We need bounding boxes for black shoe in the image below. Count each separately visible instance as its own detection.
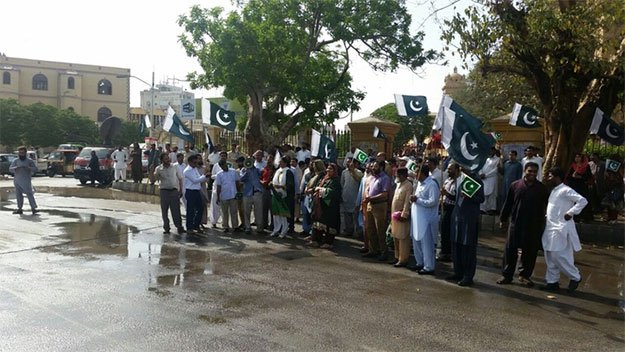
[388,260,399,265]
[12,209,22,214]
[393,262,407,268]
[244,229,252,234]
[540,283,560,292]
[568,277,581,292]
[31,209,39,215]
[163,229,171,234]
[358,247,369,254]
[223,228,230,233]
[212,224,217,228]
[418,269,435,276]
[407,265,424,272]
[362,251,379,258]
[458,279,474,287]
[496,277,513,285]
[445,274,462,282]
[377,253,389,262]
[177,227,186,234]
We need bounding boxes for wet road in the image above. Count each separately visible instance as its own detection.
[0,180,623,351]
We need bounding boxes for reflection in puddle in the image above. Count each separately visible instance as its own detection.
[50,214,213,290]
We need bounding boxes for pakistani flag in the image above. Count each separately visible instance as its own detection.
[394,94,428,117]
[406,160,418,173]
[440,101,495,172]
[311,129,338,162]
[353,148,369,164]
[590,108,624,146]
[460,173,482,198]
[203,127,216,153]
[606,159,622,173]
[510,103,540,128]
[163,106,195,143]
[373,126,387,140]
[434,95,481,131]
[202,98,236,131]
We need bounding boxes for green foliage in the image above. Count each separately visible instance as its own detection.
[584,139,625,160]
[451,63,541,122]
[178,0,439,140]
[112,120,148,147]
[370,103,432,151]
[0,99,99,149]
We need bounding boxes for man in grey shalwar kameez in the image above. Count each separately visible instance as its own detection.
[10,146,38,214]
[340,158,363,236]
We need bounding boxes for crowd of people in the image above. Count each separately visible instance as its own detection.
[50,140,624,291]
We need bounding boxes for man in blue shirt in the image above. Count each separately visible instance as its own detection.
[240,158,265,234]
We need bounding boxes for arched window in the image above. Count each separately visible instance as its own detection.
[68,77,75,89]
[67,107,74,112]
[32,74,48,90]
[97,79,112,95]
[2,72,10,84]
[97,107,112,122]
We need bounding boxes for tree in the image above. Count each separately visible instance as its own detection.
[370,103,432,151]
[178,0,438,151]
[442,0,625,173]
[0,99,30,149]
[451,64,540,123]
[112,120,148,147]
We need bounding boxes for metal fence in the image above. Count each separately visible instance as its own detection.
[214,129,352,157]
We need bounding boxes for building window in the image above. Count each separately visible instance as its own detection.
[68,107,74,112]
[32,74,48,90]
[68,77,75,89]
[97,107,112,122]
[2,72,10,84]
[97,79,112,95]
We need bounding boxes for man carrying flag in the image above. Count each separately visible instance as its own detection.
[163,106,195,144]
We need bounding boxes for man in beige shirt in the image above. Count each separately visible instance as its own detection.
[153,153,185,234]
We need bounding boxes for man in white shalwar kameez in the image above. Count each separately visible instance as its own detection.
[541,167,588,293]
[111,146,128,182]
[10,146,39,214]
[409,165,440,275]
[209,151,228,227]
[479,147,500,214]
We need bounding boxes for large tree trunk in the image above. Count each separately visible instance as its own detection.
[245,91,271,153]
[543,107,594,177]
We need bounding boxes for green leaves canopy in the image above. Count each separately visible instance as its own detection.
[178,0,438,149]
[442,0,625,171]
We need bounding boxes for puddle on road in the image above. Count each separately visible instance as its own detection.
[44,213,214,291]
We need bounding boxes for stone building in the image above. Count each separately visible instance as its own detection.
[0,55,129,123]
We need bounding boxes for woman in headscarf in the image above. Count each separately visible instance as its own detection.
[130,143,143,183]
[310,163,342,250]
[566,153,593,222]
[270,156,291,238]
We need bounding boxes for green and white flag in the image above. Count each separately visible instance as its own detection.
[406,160,418,173]
[373,126,387,140]
[460,173,481,198]
[311,129,337,162]
[606,159,622,173]
[163,106,195,143]
[353,148,369,164]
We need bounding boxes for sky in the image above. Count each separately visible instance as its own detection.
[1,0,468,129]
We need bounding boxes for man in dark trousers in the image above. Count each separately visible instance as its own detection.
[447,166,484,287]
[285,156,296,234]
[497,162,549,287]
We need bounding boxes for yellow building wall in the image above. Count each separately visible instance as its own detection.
[0,56,129,122]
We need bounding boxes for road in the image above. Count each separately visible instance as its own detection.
[0,176,623,351]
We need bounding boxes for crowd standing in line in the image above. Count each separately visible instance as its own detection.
[141,141,623,291]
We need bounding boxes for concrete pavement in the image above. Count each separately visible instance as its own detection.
[0,178,622,351]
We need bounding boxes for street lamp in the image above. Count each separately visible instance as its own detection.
[116,72,156,136]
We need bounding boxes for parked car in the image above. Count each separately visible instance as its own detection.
[73,147,114,185]
[47,149,79,177]
[0,154,17,175]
